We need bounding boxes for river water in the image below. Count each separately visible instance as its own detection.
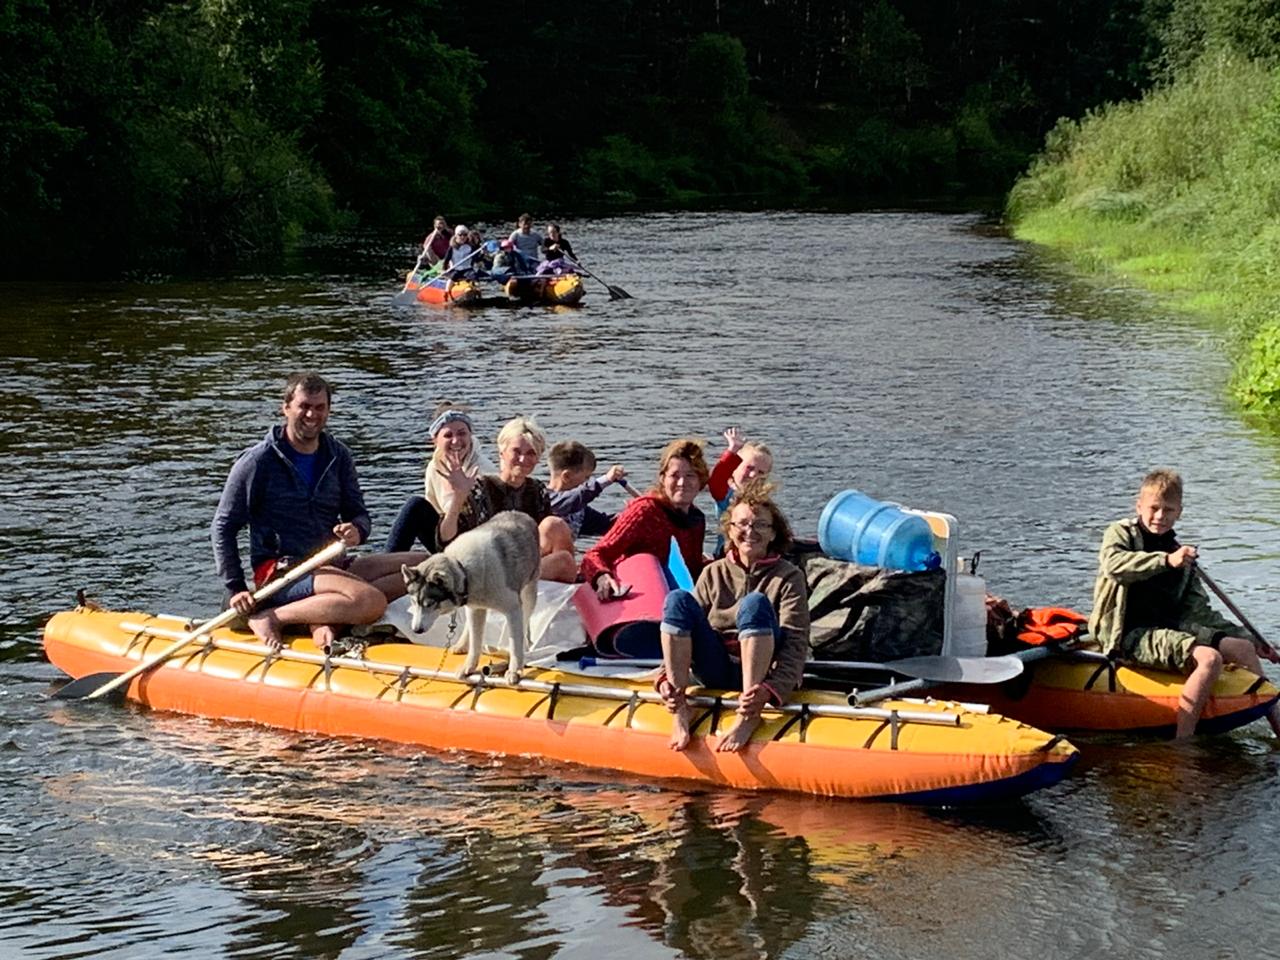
[3,212,1279,959]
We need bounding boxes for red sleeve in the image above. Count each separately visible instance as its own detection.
[579,497,668,585]
[708,450,740,503]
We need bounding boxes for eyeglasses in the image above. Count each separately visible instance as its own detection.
[729,520,773,534]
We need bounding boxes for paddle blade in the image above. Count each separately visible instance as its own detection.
[883,654,1024,684]
[607,285,631,300]
[53,673,129,702]
[667,537,695,591]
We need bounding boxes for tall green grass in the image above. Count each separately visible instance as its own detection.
[1008,55,1280,415]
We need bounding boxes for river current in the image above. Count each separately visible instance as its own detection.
[3,212,1279,958]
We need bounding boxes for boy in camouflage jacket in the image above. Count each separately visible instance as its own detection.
[1089,468,1280,738]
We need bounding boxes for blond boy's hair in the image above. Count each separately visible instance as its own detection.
[741,440,774,467]
[1140,468,1183,502]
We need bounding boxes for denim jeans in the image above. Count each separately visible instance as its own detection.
[384,495,440,552]
[659,589,779,689]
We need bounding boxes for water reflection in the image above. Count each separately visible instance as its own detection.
[6,212,1280,958]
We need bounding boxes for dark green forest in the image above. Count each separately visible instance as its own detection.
[2,0,1170,275]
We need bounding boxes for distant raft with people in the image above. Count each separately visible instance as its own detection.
[42,606,1078,804]
[399,266,585,308]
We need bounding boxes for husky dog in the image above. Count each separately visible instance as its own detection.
[401,511,541,684]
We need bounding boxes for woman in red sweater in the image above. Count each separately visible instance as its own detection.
[579,438,709,602]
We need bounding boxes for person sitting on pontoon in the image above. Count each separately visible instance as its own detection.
[441,225,477,299]
[540,223,576,265]
[508,213,543,273]
[656,481,810,752]
[421,216,451,266]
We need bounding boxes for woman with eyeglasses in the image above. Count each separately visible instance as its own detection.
[656,480,810,753]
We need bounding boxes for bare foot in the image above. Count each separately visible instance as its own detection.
[716,713,762,753]
[310,624,337,654]
[248,610,283,650]
[669,702,692,751]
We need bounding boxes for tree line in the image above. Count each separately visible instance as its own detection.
[2,0,1168,276]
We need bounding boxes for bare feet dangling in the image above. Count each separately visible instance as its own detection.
[248,610,283,650]
[716,713,762,753]
[669,702,693,751]
[659,678,692,751]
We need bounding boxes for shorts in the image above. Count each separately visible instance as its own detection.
[248,552,351,611]
[1120,626,1220,673]
[255,573,316,611]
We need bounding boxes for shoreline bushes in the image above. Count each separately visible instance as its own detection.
[1008,3,1280,416]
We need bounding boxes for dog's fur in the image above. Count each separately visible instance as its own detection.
[401,511,541,684]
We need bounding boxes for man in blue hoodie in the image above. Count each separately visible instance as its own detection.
[212,372,410,652]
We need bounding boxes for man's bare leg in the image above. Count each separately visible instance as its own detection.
[348,552,429,601]
[252,567,387,651]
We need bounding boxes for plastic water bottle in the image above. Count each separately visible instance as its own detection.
[950,572,988,658]
[817,490,940,572]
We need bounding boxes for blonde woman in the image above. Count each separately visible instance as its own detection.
[436,415,576,582]
[385,405,494,554]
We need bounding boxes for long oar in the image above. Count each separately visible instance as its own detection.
[55,540,347,701]
[667,535,696,590]
[564,256,631,300]
[401,250,427,292]
[1194,564,1280,659]
[404,242,489,292]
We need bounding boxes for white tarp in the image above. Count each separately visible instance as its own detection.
[378,579,587,662]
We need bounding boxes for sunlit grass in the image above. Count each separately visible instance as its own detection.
[1008,54,1280,418]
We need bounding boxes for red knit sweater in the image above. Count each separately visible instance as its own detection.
[579,494,706,586]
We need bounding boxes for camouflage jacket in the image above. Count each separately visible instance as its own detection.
[1087,517,1237,656]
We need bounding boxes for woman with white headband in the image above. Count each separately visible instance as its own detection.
[384,405,495,553]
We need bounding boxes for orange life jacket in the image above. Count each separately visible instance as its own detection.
[1016,606,1088,646]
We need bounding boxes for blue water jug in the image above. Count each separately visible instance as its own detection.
[818,490,940,571]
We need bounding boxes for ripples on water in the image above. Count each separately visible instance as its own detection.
[3,213,1280,958]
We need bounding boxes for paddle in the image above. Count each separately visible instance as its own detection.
[55,540,347,701]
[405,240,492,291]
[1194,564,1280,659]
[401,250,427,292]
[564,256,631,300]
[667,536,696,591]
[849,644,1059,705]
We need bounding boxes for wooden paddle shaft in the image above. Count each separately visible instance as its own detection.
[1194,565,1277,656]
[86,540,347,700]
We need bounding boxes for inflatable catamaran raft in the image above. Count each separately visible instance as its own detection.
[42,605,1078,804]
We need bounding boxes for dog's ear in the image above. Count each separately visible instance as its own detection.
[401,563,415,584]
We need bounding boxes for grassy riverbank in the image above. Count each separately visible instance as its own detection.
[1007,55,1280,417]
